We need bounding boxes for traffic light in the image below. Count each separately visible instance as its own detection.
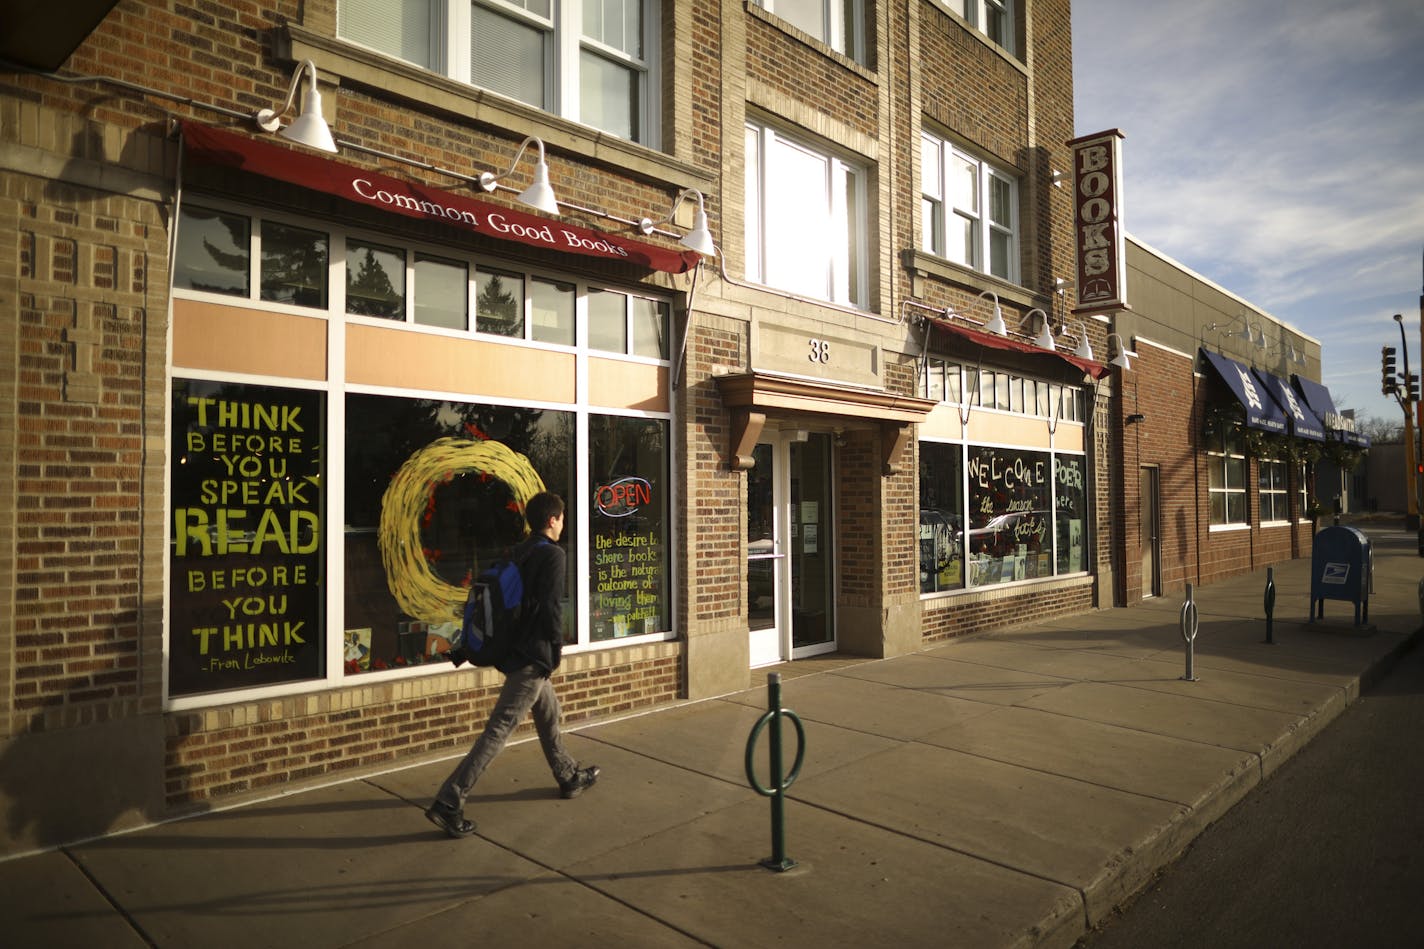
[1411,371,1421,403]
[1382,345,1397,394]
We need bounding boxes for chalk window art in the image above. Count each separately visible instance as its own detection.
[588,415,670,642]
[168,379,326,697]
[918,443,1090,594]
[344,394,575,674]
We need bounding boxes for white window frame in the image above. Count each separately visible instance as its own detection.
[755,0,866,62]
[337,0,659,145]
[921,130,1020,284]
[945,0,1015,55]
[745,120,869,308]
[1259,457,1289,525]
[1207,427,1248,527]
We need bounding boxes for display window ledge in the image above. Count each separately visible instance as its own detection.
[919,571,1093,606]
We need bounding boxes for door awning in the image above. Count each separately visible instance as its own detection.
[1200,350,1287,434]
[714,371,937,474]
[1252,367,1325,441]
[177,121,701,275]
[1292,375,1370,447]
[927,317,1108,380]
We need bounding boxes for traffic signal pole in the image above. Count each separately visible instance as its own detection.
[1391,314,1419,530]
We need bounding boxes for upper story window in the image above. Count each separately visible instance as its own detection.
[920,131,1019,283]
[755,0,866,62]
[745,121,868,308]
[945,0,1014,55]
[337,0,655,144]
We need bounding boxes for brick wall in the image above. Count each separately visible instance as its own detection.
[922,577,1096,642]
[164,645,681,808]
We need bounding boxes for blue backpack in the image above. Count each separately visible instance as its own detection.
[452,538,544,667]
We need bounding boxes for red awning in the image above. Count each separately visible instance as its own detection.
[927,316,1108,380]
[177,121,701,275]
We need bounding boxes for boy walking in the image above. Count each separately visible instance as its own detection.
[425,491,600,838]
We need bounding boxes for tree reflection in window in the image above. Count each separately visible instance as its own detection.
[346,239,406,319]
[261,221,329,308]
[174,205,250,296]
[476,269,524,337]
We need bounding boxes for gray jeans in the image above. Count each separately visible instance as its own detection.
[435,665,577,810]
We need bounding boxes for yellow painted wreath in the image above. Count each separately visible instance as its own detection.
[377,437,546,624]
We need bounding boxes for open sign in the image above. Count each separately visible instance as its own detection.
[595,477,652,518]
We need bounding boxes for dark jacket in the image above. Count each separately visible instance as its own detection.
[496,533,565,676]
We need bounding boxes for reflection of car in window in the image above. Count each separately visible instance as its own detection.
[969,511,1049,556]
[919,509,961,577]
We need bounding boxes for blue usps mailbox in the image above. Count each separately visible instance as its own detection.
[1310,526,1370,626]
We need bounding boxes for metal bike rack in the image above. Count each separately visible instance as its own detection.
[744,672,806,872]
[1180,582,1200,682]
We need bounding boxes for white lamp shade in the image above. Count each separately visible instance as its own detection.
[679,207,717,257]
[278,87,337,153]
[515,160,559,215]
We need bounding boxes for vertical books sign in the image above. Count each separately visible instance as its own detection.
[1069,129,1127,313]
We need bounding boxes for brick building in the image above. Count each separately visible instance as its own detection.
[0,1,1358,856]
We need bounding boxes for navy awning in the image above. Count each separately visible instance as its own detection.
[1252,368,1325,441]
[1292,375,1370,448]
[1201,350,1287,434]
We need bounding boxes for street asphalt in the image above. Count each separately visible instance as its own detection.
[6,520,1421,949]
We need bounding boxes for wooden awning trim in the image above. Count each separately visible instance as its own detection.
[714,372,936,474]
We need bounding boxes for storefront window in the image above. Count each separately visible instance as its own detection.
[919,441,964,592]
[531,276,576,345]
[168,379,326,697]
[630,296,668,359]
[414,254,468,329]
[588,288,629,353]
[476,268,525,337]
[260,221,328,308]
[588,415,670,640]
[346,239,406,319]
[1260,458,1288,523]
[967,446,1052,585]
[1054,454,1087,574]
[1207,426,1247,525]
[174,205,249,296]
[343,394,575,674]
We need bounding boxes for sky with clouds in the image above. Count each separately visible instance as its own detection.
[1072,0,1424,428]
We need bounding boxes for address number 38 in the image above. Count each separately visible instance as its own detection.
[808,338,831,363]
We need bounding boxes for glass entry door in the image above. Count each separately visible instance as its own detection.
[747,431,836,667]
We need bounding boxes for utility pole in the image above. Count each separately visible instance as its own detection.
[1418,248,1423,553]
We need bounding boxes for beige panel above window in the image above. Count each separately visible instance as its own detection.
[346,324,575,403]
[587,358,669,412]
[172,300,327,380]
[965,411,1051,449]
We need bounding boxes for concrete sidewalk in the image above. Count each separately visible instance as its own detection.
[8,525,1421,949]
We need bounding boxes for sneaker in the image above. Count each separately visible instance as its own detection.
[425,802,477,838]
[559,765,601,799]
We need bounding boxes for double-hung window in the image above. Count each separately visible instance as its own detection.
[754,0,866,62]
[338,0,654,144]
[1207,426,1247,526]
[745,121,868,308]
[921,131,1019,283]
[946,0,1014,55]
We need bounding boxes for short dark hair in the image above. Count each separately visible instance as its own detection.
[525,492,565,532]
